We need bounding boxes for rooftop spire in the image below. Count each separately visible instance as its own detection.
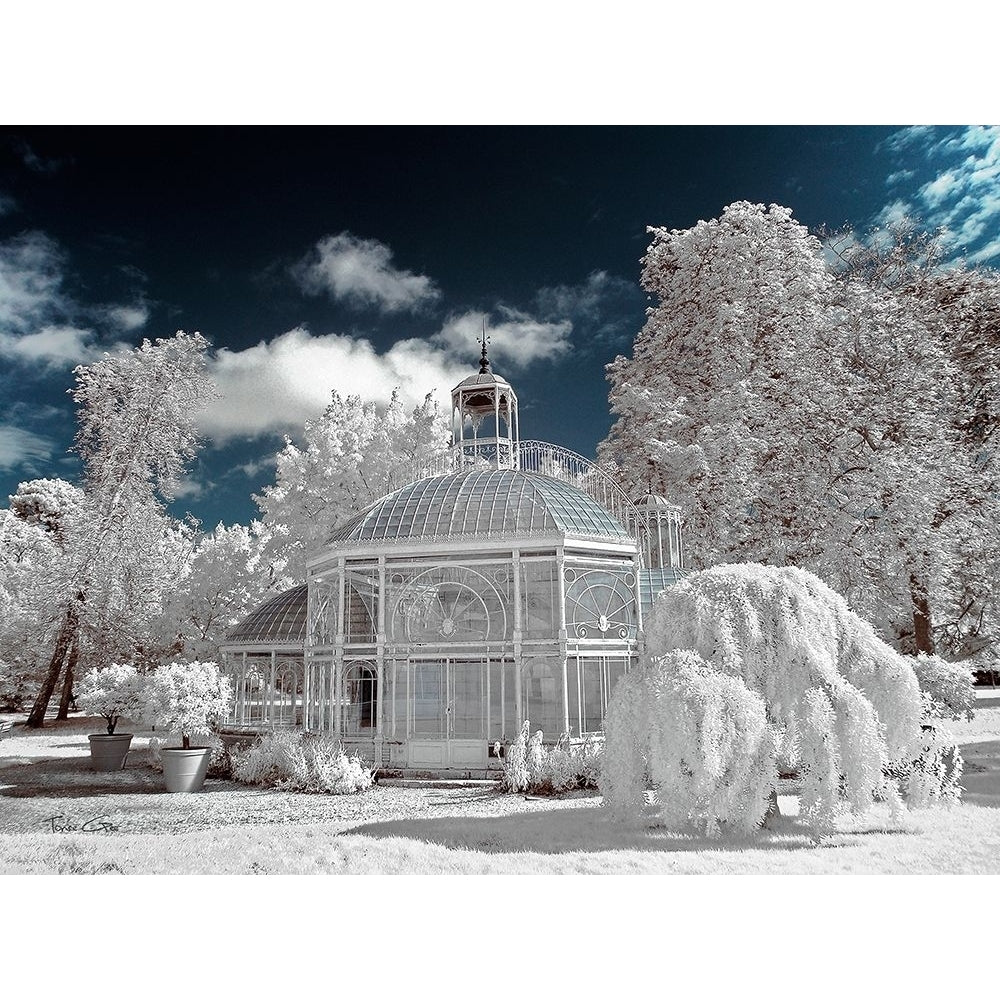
[479,317,491,374]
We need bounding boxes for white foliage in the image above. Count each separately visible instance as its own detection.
[911,653,976,721]
[602,650,778,834]
[496,721,603,795]
[75,663,144,735]
[231,730,374,795]
[902,715,964,809]
[255,388,450,580]
[141,660,233,747]
[646,563,924,774]
[608,563,950,831]
[600,203,1000,661]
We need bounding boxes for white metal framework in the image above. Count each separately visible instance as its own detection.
[220,349,685,767]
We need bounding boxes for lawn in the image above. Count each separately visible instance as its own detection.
[3,691,1000,874]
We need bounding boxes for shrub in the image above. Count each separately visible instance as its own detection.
[76,663,144,734]
[231,730,374,794]
[602,650,779,834]
[142,660,233,749]
[911,653,975,721]
[0,662,30,712]
[496,721,603,795]
[642,564,938,821]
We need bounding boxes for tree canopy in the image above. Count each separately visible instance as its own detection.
[601,202,1000,661]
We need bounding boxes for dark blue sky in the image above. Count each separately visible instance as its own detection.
[2,126,998,529]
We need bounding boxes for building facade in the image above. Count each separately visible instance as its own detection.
[221,345,683,770]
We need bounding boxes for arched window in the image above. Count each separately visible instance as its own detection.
[564,568,637,640]
[342,661,378,735]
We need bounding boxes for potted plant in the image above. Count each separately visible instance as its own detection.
[76,663,144,771]
[142,660,233,793]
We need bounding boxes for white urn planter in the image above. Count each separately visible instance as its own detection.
[161,746,214,793]
[87,732,134,771]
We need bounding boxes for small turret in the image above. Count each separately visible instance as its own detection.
[451,325,520,470]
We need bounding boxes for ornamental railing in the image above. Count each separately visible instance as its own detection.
[517,439,645,534]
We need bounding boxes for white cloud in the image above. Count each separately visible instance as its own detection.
[0,425,56,472]
[433,308,571,368]
[919,171,960,208]
[201,326,467,442]
[294,232,440,314]
[0,231,65,332]
[878,126,1000,264]
[0,230,141,367]
[164,476,205,500]
[104,303,149,332]
[0,324,97,367]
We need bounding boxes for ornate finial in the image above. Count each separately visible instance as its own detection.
[479,317,491,374]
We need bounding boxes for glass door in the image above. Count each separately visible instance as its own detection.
[407,658,486,741]
[410,660,446,737]
[449,659,485,739]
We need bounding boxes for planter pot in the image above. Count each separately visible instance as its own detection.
[161,746,213,793]
[88,733,134,771]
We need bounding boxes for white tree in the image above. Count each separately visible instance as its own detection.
[155,520,290,660]
[26,332,214,727]
[600,202,842,572]
[626,564,956,830]
[602,649,779,835]
[255,388,450,579]
[601,202,1000,658]
[1,479,90,717]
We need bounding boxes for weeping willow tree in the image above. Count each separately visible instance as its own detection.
[602,564,961,834]
[26,332,214,727]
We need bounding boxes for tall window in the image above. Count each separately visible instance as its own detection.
[342,661,378,735]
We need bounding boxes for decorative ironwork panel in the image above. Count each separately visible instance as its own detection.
[389,564,510,643]
[564,568,637,640]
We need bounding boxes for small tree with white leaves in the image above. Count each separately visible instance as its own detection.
[76,663,144,735]
[142,661,233,750]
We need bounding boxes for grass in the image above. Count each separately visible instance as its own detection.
[2,693,1000,874]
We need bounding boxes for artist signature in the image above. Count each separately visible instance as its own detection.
[42,814,119,834]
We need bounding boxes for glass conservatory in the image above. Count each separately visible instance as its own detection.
[220,341,684,770]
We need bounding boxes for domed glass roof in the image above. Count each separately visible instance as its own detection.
[224,585,308,645]
[328,469,631,545]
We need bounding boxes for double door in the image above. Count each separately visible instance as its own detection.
[408,657,487,767]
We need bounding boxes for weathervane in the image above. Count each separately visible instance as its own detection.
[479,317,491,374]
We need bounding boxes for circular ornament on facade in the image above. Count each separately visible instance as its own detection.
[564,568,577,583]
[625,572,636,587]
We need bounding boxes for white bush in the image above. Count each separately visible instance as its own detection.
[496,721,603,795]
[231,730,374,795]
[602,650,779,834]
[911,653,975,721]
[141,660,233,749]
[643,564,929,819]
[76,663,144,735]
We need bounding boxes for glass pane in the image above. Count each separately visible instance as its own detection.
[521,560,559,639]
[411,661,445,737]
[488,659,516,742]
[342,662,377,735]
[580,657,604,734]
[524,656,562,739]
[450,660,484,738]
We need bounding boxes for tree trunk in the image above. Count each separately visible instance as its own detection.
[26,603,79,728]
[56,632,80,721]
[910,573,935,655]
